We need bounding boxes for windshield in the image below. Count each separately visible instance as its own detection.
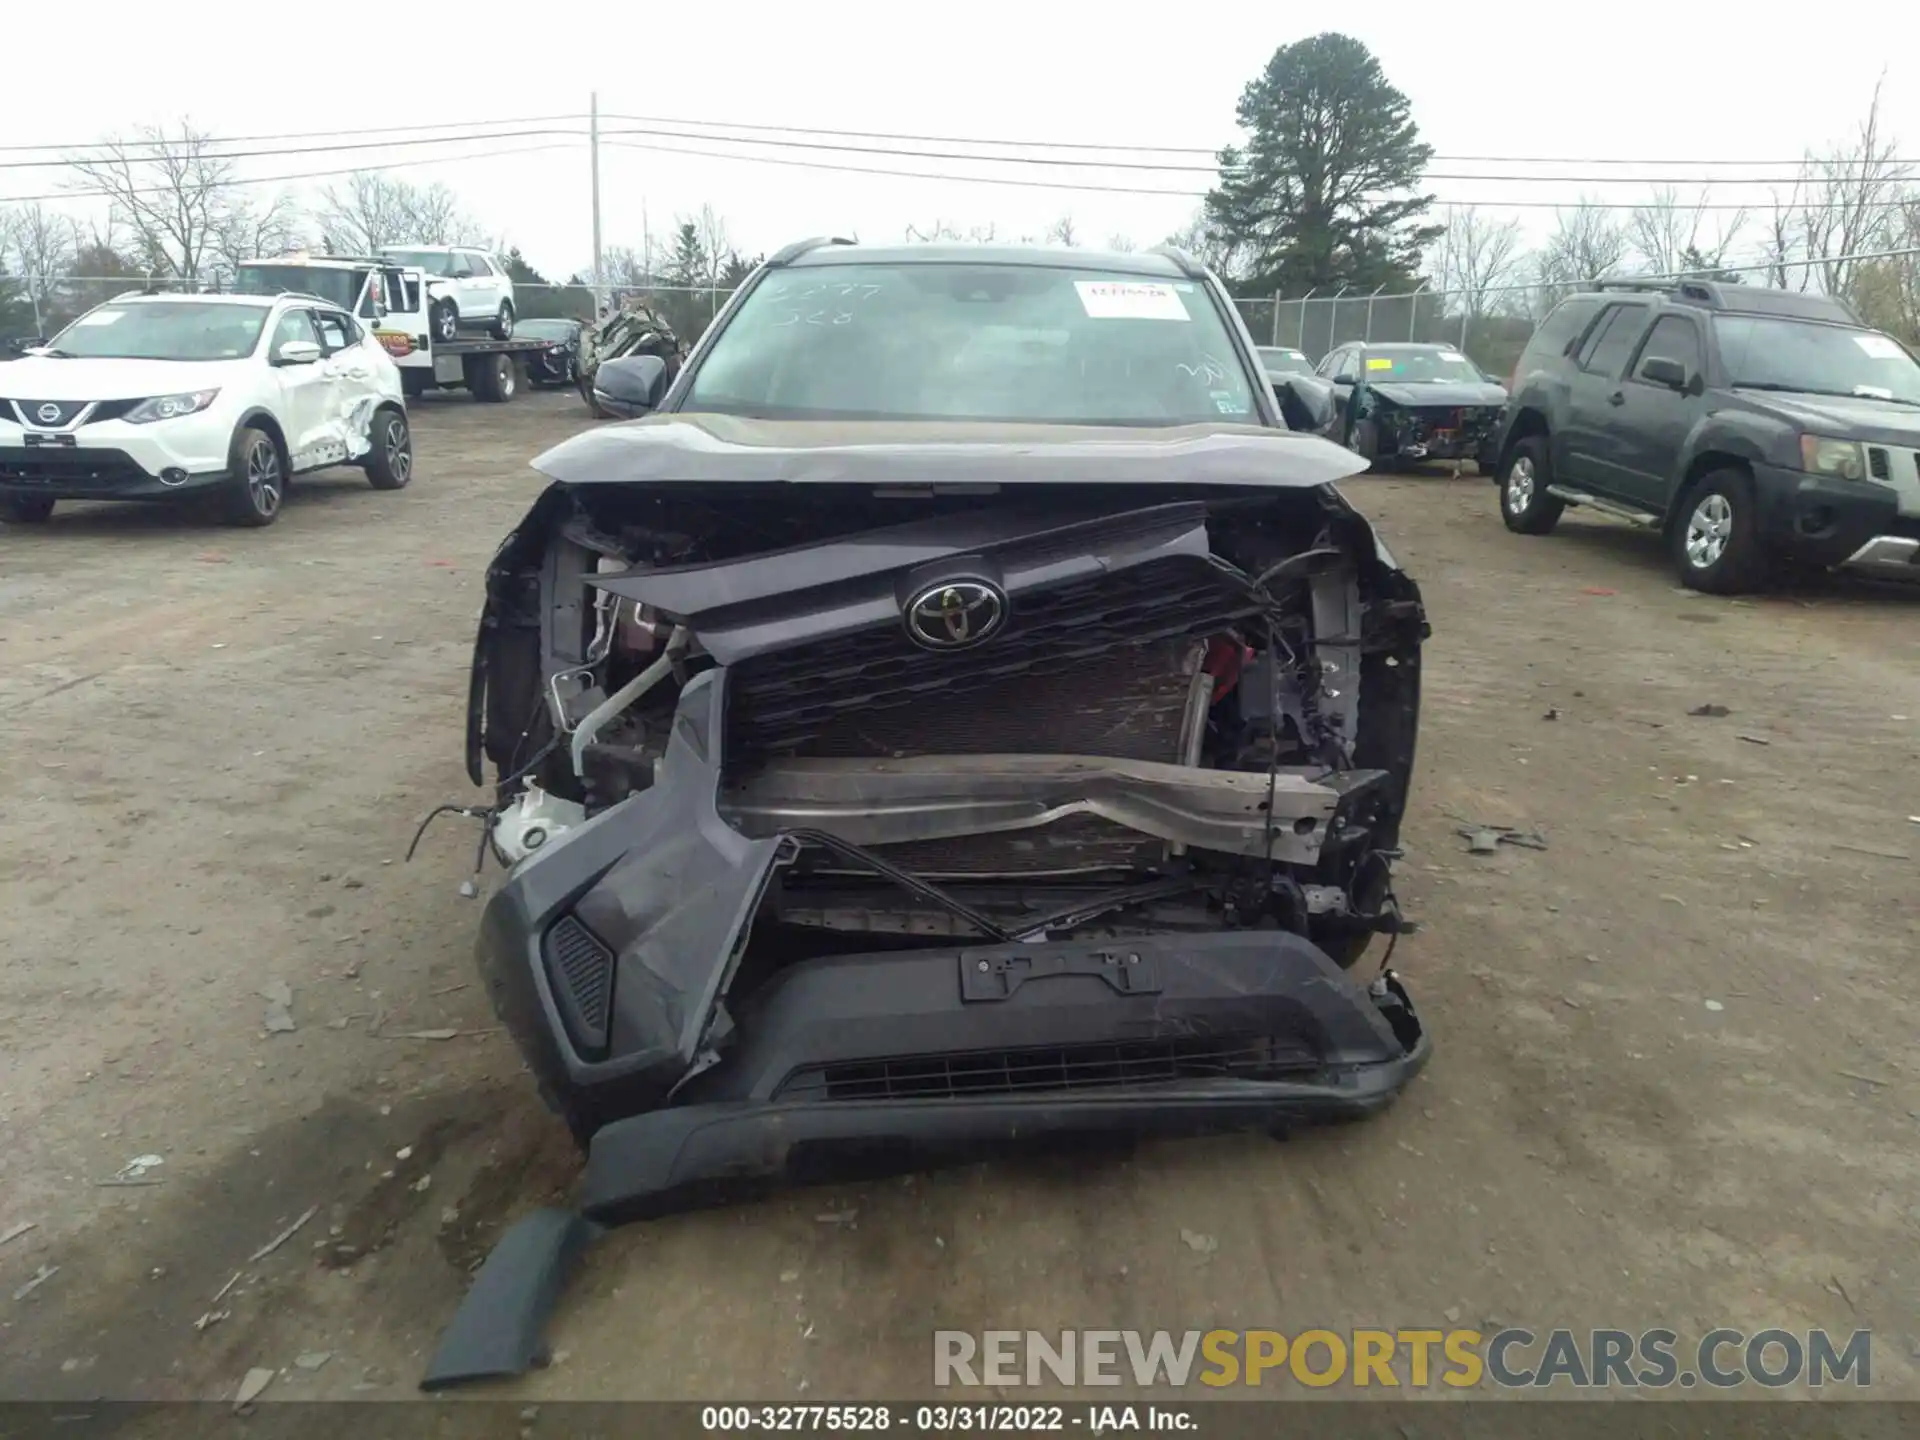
[516,319,577,341]
[1258,347,1312,376]
[48,302,271,361]
[681,262,1260,425]
[1360,347,1484,382]
[1716,316,1920,403]
[234,264,365,312]
[383,249,458,278]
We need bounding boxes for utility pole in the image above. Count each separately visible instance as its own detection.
[590,91,604,315]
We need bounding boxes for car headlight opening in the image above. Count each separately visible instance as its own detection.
[125,389,220,424]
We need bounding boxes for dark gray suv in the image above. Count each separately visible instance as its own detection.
[1483,279,1920,592]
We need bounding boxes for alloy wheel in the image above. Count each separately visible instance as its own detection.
[247,439,282,516]
[1506,455,1535,514]
[1685,493,1733,569]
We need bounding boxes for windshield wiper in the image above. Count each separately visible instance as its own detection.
[33,347,74,358]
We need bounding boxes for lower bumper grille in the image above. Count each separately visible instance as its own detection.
[776,1034,1320,1102]
[0,447,153,489]
[544,914,615,1057]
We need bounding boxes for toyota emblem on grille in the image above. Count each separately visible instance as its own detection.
[903,578,1007,650]
[36,404,62,424]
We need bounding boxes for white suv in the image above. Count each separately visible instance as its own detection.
[0,292,410,529]
[379,245,515,343]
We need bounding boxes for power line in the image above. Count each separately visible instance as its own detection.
[598,112,1920,170]
[0,114,587,155]
[601,123,1869,185]
[0,127,588,172]
[600,138,1919,212]
[0,141,584,207]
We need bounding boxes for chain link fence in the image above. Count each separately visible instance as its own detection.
[1232,247,1920,380]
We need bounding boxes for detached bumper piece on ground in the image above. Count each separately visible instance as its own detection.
[427,414,1434,1387]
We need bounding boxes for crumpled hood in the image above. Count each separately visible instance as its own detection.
[0,355,240,403]
[530,414,1371,489]
[1366,380,1509,409]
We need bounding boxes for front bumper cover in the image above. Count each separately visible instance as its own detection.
[581,953,1427,1224]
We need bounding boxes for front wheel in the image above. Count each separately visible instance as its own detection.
[365,407,413,490]
[222,427,285,528]
[0,496,54,524]
[1500,437,1564,535]
[1673,470,1766,594]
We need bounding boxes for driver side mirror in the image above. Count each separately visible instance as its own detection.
[592,354,668,415]
[1333,370,1359,386]
[1274,374,1340,435]
[275,339,323,366]
[1640,355,1690,391]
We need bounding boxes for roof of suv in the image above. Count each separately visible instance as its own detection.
[1590,277,1857,325]
[777,239,1199,279]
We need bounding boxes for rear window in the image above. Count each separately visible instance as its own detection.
[1521,296,1602,369]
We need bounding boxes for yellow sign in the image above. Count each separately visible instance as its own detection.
[1366,357,1395,371]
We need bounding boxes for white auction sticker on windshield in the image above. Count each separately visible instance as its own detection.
[1854,333,1905,359]
[1439,352,1470,363]
[1075,281,1190,321]
[74,310,124,326]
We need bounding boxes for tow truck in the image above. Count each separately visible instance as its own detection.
[233,254,563,402]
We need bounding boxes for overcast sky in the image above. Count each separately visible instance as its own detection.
[4,0,1917,288]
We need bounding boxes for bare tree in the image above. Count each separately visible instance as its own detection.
[64,122,254,282]
[1802,77,1908,298]
[691,204,733,288]
[1164,207,1251,282]
[904,219,998,243]
[4,203,75,323]
[211,192,302,282]
[1429,206,1524,319]
[1627,185,1745,276]
[1046,214,1079,247]
[1106,233,1136,252]
[1525,199,1631,316]
[318,172,482,252]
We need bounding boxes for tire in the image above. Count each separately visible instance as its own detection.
[400,370,428,400]
[222,426,286,528]
[1672,469,1766,594]
[364,407,413,490]
[491,302,515,341]
[432,299,459,343]
[468,352,518,403]
[1500,435,1564,535]
[1,496,54,524]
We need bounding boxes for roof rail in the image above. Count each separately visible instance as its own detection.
[767,235,858,266]
[1144,244,1206,280]
[1592,276,1720,305]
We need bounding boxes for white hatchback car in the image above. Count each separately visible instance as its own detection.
[0,292,410,529]
[379,245,516,343]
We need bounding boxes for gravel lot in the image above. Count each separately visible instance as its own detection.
[3,387,1918,1404]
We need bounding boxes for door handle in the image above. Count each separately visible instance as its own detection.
[1608,390,1625,406]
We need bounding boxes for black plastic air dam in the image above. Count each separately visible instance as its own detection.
[577,937,1429,1225]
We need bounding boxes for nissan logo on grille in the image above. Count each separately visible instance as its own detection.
[36,404,64,424]
[903,579,1008,651]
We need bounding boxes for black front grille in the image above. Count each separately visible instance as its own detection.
[726,554,1258,763]
[0,447,151,489]
[543,914,615,1057]
[2,399,141,427]
[776,1034,1319,1102]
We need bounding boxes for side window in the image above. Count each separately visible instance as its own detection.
[1319,346,1348,379]
[1578,305,1650,376]
[271,308,319,354]
[465,253,495,277]
[313,310,357,353]
[1632,315,1702,382]
[1539,298,1601,358]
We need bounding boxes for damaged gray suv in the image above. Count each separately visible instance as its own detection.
[461,239,1432,1229]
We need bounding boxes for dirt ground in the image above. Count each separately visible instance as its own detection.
[3,388,1918,1407]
